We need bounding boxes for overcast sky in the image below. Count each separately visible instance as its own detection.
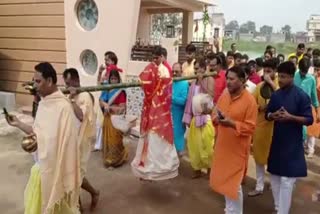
[215,0,320,32]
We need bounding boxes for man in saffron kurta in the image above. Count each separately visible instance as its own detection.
[182,44,196,79]
[8,62,81,214]
[313,59,320,200]
[131,46,179,180]
[210,66,257,214]
[249,59,279,197]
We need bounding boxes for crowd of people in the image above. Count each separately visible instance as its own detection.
[4,41,320,214]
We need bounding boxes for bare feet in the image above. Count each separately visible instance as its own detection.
[191,170,202,179]
[90,190,100,211]
[139,178,153,183]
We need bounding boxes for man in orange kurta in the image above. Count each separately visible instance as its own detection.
[210,66,258,214]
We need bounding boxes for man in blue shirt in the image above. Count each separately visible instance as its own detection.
[266,61,313,214]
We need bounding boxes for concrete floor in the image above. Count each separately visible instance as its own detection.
[0,133,319,214]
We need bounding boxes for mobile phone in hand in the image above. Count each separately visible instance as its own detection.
[217,110,225,120]
[3,108,13,121]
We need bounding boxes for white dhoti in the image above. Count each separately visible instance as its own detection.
[80,139,92,179]
[94,124,103,151]
[131,131,180,181]
[94,103,104,151]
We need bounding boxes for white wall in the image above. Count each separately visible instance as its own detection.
[193,19,212,41]
[161,37,179,66]
[127,61,149,76]
[64,0,141,86]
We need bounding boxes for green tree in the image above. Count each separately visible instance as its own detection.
[247,21,256,33]
[240,21,256,34]
[151,13,182,43]
[225,20,239,30]
[281,25,292,41]
[202,5,210,41]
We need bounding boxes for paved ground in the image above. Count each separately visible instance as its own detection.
[0,122,319,214]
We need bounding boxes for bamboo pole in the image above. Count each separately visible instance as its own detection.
[23,72,217,94]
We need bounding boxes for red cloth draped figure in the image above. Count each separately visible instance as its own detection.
[131,50,179,181]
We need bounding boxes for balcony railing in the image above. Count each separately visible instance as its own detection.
[130,45,155,62]
[130,41,213,64]
[178,41,213,64]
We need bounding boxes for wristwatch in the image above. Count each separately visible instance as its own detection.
[267,112,272,120]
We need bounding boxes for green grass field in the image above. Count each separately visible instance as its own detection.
[223,40,320,58]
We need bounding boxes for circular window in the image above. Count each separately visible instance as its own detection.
[76,0,98,31]
[80,49,98,75]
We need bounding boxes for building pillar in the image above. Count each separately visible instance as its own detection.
[182,11,194,45]
[136,8,151,43]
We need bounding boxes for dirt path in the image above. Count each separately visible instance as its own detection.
[0,127,319,213]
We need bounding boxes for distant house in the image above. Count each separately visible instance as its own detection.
[270,33,286,43]
[193,5,225,42]
[294,32,308,44]
[211,13,225,38]
[239,32,254,41]
[307,14,320,42]
[224,29,238,40]
[193,5,224,51]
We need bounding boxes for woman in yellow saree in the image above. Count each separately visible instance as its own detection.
[100,70,128,168]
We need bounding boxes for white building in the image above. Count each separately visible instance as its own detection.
[307,14,320,42]
[193,4,225,51]
[0,0,212,107]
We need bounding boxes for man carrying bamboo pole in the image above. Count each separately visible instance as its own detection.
[63,68,100,211]
[131,46,180,181]
[7,62,81,213]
